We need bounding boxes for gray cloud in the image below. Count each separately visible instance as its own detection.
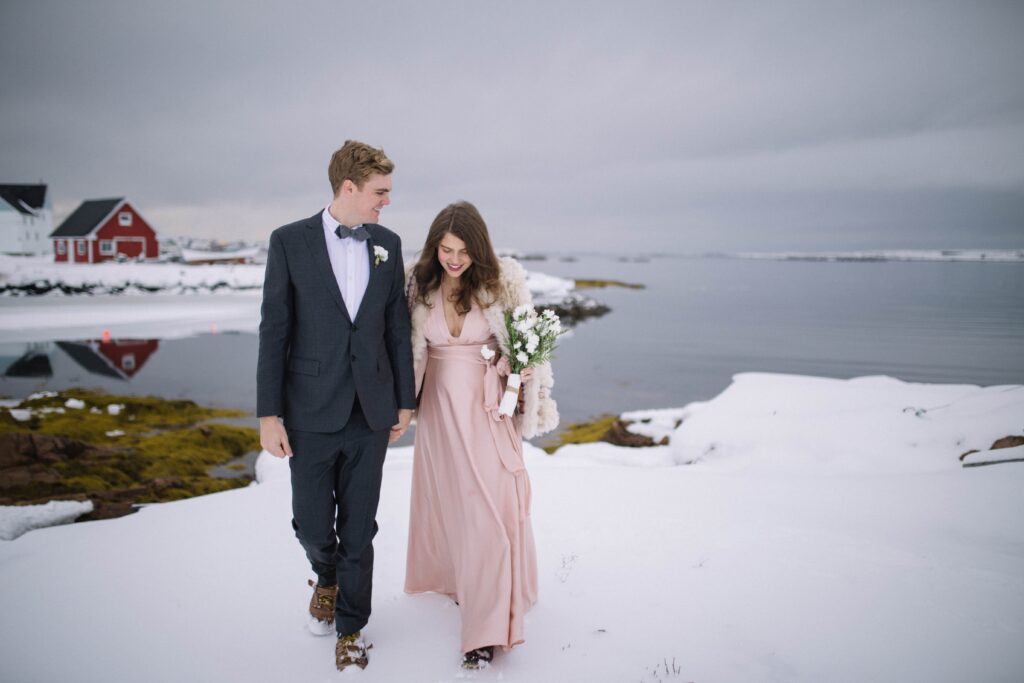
[2,0,1022,252]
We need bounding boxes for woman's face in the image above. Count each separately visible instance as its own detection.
[437,232,472,279]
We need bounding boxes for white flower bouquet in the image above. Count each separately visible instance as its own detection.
[497,305,565,416]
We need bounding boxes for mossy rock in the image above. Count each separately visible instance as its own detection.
[0,389,257,517]
[573,278,645,290]
[543,415,619,453]
[542,414,665,454]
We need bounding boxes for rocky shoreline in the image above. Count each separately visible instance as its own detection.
[1,390,258,522]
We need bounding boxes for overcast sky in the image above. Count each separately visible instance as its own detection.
[2,1,1022,253]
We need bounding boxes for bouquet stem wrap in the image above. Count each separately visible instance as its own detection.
[498,373,521,416]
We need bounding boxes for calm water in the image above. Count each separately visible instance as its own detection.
[2,257,1022,434]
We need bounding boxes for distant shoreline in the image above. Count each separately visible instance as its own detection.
[716,248,1024,263]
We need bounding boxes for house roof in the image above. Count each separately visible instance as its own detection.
[50,198,124,237]
[0,184,47,215]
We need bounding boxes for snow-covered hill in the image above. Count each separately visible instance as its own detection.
[2,373,1022,682]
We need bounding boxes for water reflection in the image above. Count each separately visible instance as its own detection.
[1,339,161,382]
[55,339,160,380]
[0,333,259,414]
[2,342,53,378]
[0,258,1021,428]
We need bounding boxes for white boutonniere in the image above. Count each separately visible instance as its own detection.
[373,245,388,267]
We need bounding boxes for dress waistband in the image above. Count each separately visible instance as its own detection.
[427,342,497,362]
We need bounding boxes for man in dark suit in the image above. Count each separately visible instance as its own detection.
[257,140,416,671]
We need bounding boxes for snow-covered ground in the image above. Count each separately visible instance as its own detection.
[0,499,93,541]
[728,249,1024,263]
[0,258,577,343]
[0,254,578,299]
[2,373,1022,682]
[0,254,266,294]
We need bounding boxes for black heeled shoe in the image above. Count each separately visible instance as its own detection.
[461,646,494,670]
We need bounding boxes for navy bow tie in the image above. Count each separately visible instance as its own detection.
[335,224,369,241]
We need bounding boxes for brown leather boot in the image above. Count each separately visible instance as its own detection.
[307,579,336,636]
[336,630,371,671]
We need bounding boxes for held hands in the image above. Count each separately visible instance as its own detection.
[390,408,413,444]
[494,355,533,384]
[495,355,534,413]
[259,416,293,458]
[260,409,412,455]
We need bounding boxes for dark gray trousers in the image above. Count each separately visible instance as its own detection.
[287,400,390,636]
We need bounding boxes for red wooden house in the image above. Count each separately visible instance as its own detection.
[50,198,158,263]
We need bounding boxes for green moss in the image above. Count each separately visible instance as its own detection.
[1,389,258,512]
[62,475,112,492]
[573,278,645,290]
[136,424,258,479]
[5,389,246,444]
[542,415,618,454]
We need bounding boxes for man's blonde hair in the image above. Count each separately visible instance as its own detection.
[328,140,394,195]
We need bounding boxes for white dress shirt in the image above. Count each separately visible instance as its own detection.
[322,208,370,321]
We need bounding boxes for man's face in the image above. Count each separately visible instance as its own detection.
[345,173,392,225]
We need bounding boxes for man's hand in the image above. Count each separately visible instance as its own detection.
[259,416,293,458]
[389,409,413,444]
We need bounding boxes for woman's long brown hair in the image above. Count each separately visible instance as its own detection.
[412,201,502,314]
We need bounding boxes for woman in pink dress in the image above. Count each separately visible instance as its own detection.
[404,201,559,669]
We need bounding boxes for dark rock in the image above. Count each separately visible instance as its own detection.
[0,433,35,469]
[603,420,660,448]
[539,295,611,327]
[0,466,62,488]
[991,436,1024,450]
[80,500,137,522]
[0,432,126,494]
[0,432,95,467]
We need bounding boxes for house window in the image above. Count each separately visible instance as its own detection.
[119,212,133,227]
[100,240,115,255]
[56,240,66,255]
[122,354,136,371]
[76,241,86,255]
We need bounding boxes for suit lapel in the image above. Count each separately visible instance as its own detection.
[303,214,351,322]
[354,225,379,325]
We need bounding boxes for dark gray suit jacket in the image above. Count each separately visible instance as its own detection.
[256,213,417,432]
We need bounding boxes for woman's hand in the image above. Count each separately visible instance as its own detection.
[495,355,511,377]
[520,367,534,384]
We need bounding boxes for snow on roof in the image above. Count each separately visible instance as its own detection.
[0,184,47,215]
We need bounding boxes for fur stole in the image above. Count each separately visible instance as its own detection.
[406,256,559,439]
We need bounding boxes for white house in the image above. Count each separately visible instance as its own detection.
[0,184,53,255]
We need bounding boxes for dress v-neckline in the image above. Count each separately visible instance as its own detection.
[436,288,468,340]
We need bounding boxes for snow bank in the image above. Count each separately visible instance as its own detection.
[1,374,1022,681]
[524,270,575,304]
[0,259,591,342]
[0,500,94,540]
[621,406,689,443]
[670,373,1024,472]
[0,254,580,301]
[0,254,265,294]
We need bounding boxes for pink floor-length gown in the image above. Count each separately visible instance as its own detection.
[405,291,538,653]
